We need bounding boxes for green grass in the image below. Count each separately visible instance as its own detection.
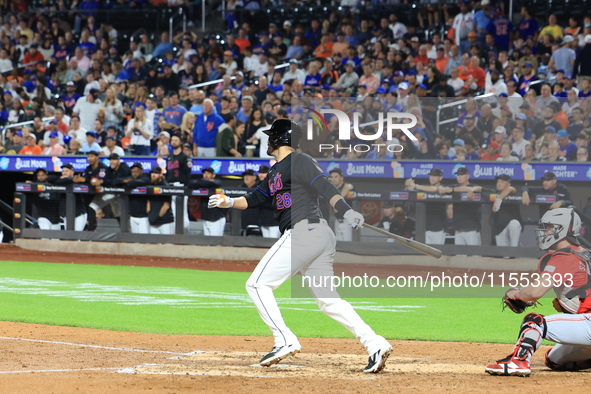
[0,261,556,344]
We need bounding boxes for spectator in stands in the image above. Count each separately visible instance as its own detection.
[576,147,589,162]
[458,114,483,145]
[194,99,224,157]
[453,2,475,54]
[42,131,64,155]
[518,7,539,41]
[518,62,538,95]
[152,32,174,58]
[5,130,25,154]
[574,35,591,82]
[497,142,519,161]
[481,141,501,160]
[82,131,101,154]
[101,135,125,157]
[161,91,186,133]
[579,78,591,97]
[550,35,577,76]
[556,129,578,159]
[18,103,36,123]
[237,96,254,123]
[540,14,564,41]
[73,89,101,132]
[511,126,530,159]
[20,134,42,155]
[125,105,154,156]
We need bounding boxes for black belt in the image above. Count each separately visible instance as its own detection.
[291,218,321,229]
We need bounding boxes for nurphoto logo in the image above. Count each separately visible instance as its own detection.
[303,106,418,154]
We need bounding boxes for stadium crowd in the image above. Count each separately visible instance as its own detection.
[0,0,590,163]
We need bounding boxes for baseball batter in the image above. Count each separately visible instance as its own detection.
[209,119,392,373]
[486,208,591,376]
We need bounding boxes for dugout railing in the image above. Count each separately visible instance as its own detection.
[12,183,566,259]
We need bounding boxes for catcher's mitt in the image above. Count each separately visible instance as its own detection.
[502,287,539,314]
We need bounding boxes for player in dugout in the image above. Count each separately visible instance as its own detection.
[448,174,522,247]
[521,171,573,217]
[117,163,150,234]
[405,168,447,245]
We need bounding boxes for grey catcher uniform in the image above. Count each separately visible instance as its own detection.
[209,119,392,373]
[486,208,591,376]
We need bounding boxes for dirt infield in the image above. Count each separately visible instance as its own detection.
[0,321,589,394]
[1,243,589,393]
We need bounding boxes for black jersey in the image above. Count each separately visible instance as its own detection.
[104,162,131,186]
[244,152,342,234]
[166,151,192,184]
[240,182,260,228]
[378,216,416,239]
[522,183,573,216]
[147,179,174,225]
[425,200,447,232]
[188,178,225,222]
[449,183,481,232]
[482,187,523,236]
[258,178,277,227]
[82,162,110,184]
[30,185,61,225]
[125,175,150,218]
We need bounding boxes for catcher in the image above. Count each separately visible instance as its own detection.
[486,208,591,376]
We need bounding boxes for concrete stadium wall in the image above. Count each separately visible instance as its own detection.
[15,239,539,271]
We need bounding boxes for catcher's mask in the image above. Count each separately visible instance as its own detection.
[535,208,581,250]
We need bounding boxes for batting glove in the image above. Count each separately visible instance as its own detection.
[208,194,234,209]
[344,209,364,229]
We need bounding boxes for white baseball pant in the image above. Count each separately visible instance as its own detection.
[62,214,88,231]
[149,222,174,234]
[334,219,353,242]
[245,219,390,355]
[203,217,226,236]
[545,313,591,370]
[426,230,446,245]
[454,230,481,245]
[130,216,150,234]
[261,226,281,239]
[197,147,216,157]
[495,220,522,247]
[37,218,61,230]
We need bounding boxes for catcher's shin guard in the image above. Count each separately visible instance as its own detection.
[509,313,546,364]
[518,313,547,340]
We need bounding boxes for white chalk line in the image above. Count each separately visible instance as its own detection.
[0,367,121,374]
[0,278,425,312]
[117,365,285,379]
[0,336,197,355]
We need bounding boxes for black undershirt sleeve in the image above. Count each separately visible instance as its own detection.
[244,174,271,209]
[294,153,348,213]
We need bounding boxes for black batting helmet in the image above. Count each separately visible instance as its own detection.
[264,119,302,150]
